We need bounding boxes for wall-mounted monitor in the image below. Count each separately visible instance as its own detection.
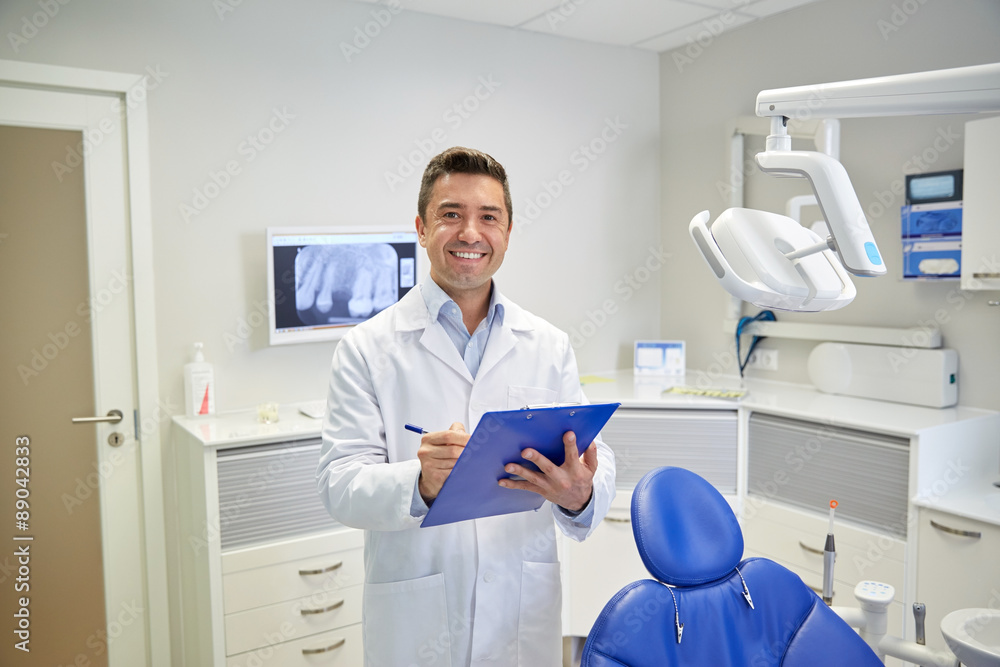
[267,226,421,345]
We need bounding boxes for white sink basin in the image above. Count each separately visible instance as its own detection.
[941,608,1000,667]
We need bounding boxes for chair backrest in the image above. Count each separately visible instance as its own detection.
[581,467,883,667]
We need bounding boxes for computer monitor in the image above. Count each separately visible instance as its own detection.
[267,226,421,345]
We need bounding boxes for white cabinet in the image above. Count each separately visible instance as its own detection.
[739,390,1000,647]
[961,114,1000,290]
[168,410,364,666]
[557,394,739,637]
[570,371,1000,652]
[916,507,1000,653]
[561,491,648,638]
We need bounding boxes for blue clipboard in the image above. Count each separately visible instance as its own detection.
[421,402,620,527]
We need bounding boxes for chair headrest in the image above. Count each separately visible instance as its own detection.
[631,467,744,586]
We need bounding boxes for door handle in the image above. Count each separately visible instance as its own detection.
[72,409,124,424]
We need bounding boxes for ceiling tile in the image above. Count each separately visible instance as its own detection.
[676,0,752,8]
[357,0,561,27]
[738,0,823,19]
[350,0,827,50]
[518,0,718,47]
[635,11,755,52]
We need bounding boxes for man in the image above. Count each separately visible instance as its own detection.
[317,146,615,666]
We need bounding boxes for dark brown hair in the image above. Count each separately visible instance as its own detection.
[417,146,512,227]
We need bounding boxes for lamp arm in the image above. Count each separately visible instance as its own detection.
[756,151,885,276]
[757,62,1000,120]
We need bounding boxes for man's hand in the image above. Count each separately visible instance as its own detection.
[416,422,469,503]
[498,431,598,513]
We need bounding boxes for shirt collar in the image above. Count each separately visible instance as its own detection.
[420,277,505,328]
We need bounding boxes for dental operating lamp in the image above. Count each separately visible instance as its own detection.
[690,62,1000,312]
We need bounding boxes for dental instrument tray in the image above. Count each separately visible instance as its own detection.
[420,402,620,528]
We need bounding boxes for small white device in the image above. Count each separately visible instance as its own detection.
[691,62,1000,312]
[298,399,326,419]
[807,342,958,408]
[634,340,685,375]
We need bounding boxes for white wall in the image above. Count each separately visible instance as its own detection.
[0,0,660,413]
[660,0,1000,410]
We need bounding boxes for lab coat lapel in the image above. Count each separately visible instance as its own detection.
[420,325,474,384]
[394,287,473,384]
[477,294,533,380]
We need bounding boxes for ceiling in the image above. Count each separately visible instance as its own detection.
[356,0,824,52]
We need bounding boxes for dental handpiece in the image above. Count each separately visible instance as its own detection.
[913,603,927,645]
[822,500,838,605]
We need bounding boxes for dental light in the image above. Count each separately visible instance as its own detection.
[690,62,1000,312]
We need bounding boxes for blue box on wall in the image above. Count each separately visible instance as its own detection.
[901,238,962,279]
[901,201,963,238]
[901,201,962,281]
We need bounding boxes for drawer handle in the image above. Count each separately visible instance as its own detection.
[302,637,346,655]
[298,560,343,576]
[798,541,824,556]
[605,516,631,524]
[300,599,345,615]
[930,519,981,539]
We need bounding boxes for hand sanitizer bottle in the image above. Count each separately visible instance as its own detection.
[184,342,215,417]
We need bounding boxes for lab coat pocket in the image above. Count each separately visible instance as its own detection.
[517,561,562,665]
[363,572,452,667]
[507,385,558,410]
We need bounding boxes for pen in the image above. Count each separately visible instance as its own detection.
[404,423,427,434]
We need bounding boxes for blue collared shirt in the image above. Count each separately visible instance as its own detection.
[420,277,504,378]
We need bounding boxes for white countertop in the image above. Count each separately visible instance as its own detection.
[914,479,1000,527]
[173,371,1000,525]
[580,369,999,438]
[173,404,323,447]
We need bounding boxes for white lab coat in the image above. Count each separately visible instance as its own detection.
[317,285,615,666]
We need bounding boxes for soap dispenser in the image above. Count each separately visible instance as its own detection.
[183,342,215,417]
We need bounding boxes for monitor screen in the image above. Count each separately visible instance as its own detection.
[267,226,421,345]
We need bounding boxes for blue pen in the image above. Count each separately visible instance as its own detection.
[405,423,427,434]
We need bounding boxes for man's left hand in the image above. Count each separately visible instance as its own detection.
[498,431,597,513]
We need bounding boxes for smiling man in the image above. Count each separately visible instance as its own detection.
[317,146,616,666]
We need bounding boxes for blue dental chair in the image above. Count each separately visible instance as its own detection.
[581,467,883,666]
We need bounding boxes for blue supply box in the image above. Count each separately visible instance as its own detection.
[901,201,962,280]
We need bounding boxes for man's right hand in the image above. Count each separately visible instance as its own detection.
[416,422,469,503]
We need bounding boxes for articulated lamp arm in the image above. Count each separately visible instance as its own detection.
[691,62,1000,312]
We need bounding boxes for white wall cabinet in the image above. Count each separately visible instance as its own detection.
[961,114,1000,291]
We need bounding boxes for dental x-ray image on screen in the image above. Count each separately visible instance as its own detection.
[295,243,399,324]
[267,228,419,345]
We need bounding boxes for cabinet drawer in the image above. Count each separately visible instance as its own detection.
[225,623,362,667]
[916,508,1000,653]
[742,501,905,592]
[224,546,364,614]
[225,585,363,656]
